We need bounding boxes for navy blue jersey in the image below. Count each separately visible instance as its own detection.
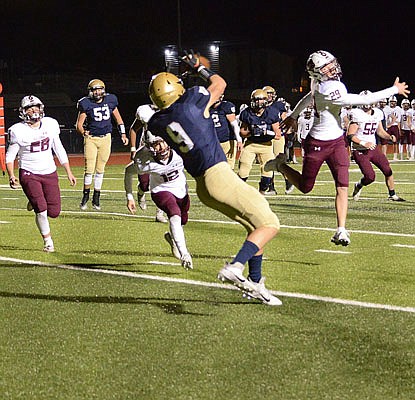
[77,93,119,136]
[210,100,236,142]
[268,101,287,121]
[239,107,279,143]
[148,86,227,178]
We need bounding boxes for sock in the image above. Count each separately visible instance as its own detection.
[232,241,260,266]
[248,254,263,283]
[169,215,188,257]
[35,211,51,236]
[94,172,104,190]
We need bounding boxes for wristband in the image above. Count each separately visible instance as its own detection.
[130,146,136,152]
[197,65,216,81]
[126,193,134,201]
[118,124,126,135]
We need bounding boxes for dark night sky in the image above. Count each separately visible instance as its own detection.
[1,0,414,94]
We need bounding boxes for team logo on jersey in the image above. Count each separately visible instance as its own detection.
[314,146,321,151]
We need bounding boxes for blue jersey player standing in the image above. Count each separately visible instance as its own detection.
[76,79,128,210]
[147,52,282,305]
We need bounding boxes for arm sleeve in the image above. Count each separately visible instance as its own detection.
[124,162,138,197]
[5,142,19,164]
[230,119,242,142]
[290,92,313,119]
[51,136,69,165]
[332,86,398,106]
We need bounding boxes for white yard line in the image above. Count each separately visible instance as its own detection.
[0,256,414,314]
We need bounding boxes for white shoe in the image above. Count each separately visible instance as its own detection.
[180,253,193,270]
[217,262,254,292]
[43,239,55,253]
[388,194,405,202]
[92,202,101,210]
[155,209,168,223]
[352,183,362,201]
[264,153,287,172]
[164,232,181,259]
[331,230,351,246]
[243,277,282,306]
[285,182,294,194]
[138,193,147,210]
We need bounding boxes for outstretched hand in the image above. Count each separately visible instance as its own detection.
[394,77,410,98]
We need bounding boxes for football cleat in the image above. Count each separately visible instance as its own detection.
[43,238,55,253]
[242,277,282,306]
[155,209,168,223]
[180,253,193,270]
[138,192,147,210]
[264,153,287,172]
[388,194,405,202]
[92,191,101,210]
[285,182,294,194]
[352,183,362,201]
[217,262,255,292]
[331,230,351,246]
[164,232,181,259]
[80,193,89,210]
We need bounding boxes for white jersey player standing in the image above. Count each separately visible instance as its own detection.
[124,135,193,269]
[6,95,76,252]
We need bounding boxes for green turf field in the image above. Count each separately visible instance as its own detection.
[1,160,414,399]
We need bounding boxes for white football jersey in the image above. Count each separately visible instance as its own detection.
[400,109,412,130]
[411,109,415,130]
[6,117,68,174]
[385,106,402,126]
[348,108,382,151]
[297,115,314,141]
[134,147,187,198]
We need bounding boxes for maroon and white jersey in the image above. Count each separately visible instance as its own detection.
[385,106,403,127]
[400,109,412,130]
[349,108,382,151]
[125,147,187,199]
[6,117,68,174]
[290,80,398,141]
[410,109,415,130]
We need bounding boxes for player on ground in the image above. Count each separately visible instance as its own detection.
[147,52,282,306]
[265,50,409,246]
[6,95,77,252]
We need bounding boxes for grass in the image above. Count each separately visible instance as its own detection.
[1,159,414,399]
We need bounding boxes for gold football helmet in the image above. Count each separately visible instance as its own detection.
[262,85,276,103]
[250,89,268,111]
[148,72,185,109]
[87,79,106,100]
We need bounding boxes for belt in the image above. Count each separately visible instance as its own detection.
[91,133,110,138]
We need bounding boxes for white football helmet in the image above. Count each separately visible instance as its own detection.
[306,50,342,82]
[145,134,170,161]
[411,99,415,108]
[359,90,374,111]
[401,98,410,109]
[389,95,397,106]
[19,95,45,123]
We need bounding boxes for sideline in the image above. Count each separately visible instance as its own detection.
[1,256,414,314]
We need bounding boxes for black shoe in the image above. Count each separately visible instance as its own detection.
[92,190,101,210]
